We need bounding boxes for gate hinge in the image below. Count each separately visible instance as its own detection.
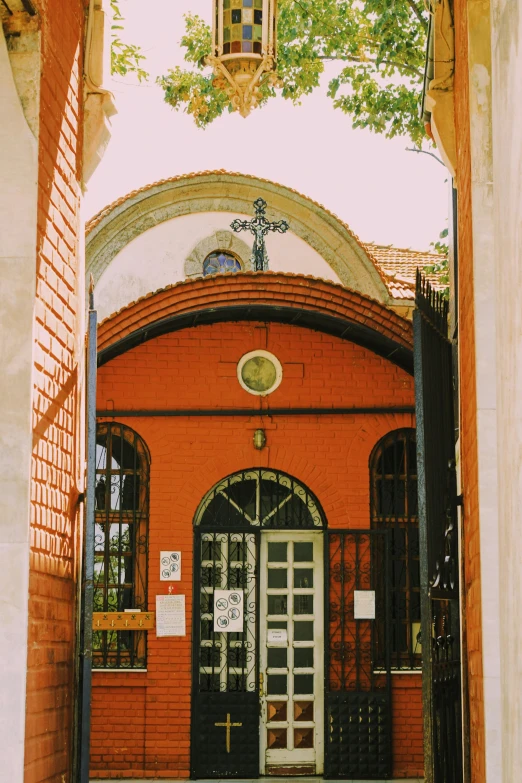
[456,493,464,508]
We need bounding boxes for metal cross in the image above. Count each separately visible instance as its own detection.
[214,713,243,753]
[230,197,289,272]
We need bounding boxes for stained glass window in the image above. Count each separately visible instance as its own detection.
[222,0,263,55]
[203,251,242,276]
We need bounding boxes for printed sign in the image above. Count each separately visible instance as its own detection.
[354,589,376,620]
[213,589,244,632]
[267,629,288,645]
[160,551,181,581]
[156,594,186,636]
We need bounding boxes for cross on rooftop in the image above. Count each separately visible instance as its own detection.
[230,197,289,272]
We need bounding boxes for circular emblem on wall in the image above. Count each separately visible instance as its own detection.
[237,350,283,396]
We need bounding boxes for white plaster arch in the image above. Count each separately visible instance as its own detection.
[185,229,253,277]
[86,172,391,308]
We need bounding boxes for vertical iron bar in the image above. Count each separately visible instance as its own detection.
[340,533,345,690]
[79,284,97,783]
[384,528,393,774]
[414,308,435,783]
[355,533,360,691]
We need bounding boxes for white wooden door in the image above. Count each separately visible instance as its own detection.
[259,532,324,775]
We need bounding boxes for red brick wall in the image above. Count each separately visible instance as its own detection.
[91,321,423,779]
[25,1,84,781]
[454,1,486,780]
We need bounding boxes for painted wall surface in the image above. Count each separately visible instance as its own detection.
[93,211,342,321]
[91,321,423,779]
[453,1,487,779]
[0,20,38,783]
[490,0,522,779]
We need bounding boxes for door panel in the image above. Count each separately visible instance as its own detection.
[192,530,259,778]
[259,532,324,775]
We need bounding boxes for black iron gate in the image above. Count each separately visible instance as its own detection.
[325,530,392,779]
[413,272,464,783]
[191,529,260,778]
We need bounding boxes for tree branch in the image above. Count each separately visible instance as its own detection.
[405,147,445,166]
[403,0,429,31]
[318,55,424,79]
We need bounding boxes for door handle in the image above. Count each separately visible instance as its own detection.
[259,672,264,697]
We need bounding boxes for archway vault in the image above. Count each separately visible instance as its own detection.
[86,171,391,303]
[97,273,413,374]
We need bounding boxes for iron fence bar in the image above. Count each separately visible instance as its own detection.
[413,307,435,783]
[79,286,97,783]
[384,528,393,773]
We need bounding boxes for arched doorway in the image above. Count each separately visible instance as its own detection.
[191,469,326,778]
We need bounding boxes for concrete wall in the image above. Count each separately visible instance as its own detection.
[490,1,522,779]
[0,20,39,783]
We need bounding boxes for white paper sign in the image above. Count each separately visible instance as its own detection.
[354,590,376,620]
[213,589,244,632]
[160,551,181,581]
[267,629,288,645]
[156,594,186,636]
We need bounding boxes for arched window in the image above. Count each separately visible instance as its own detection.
[203,250,242,276]
[93,423,150,669]
[370,428,420,669]
[195,468,325,529]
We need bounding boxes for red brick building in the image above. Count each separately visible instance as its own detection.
[85,174,435,779]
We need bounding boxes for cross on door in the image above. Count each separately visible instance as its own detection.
[230,197,289,271]
[214,713,243,753]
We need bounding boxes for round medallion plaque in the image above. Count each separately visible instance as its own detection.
[237,350,283,396]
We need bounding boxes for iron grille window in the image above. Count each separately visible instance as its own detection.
[371,428,420,670]
[93,422,150,669]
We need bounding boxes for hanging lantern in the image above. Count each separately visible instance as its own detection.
[207,0,278,118]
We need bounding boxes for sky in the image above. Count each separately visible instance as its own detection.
[84,0,449,250]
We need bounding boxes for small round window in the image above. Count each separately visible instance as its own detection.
[203,251,242,276]
[237,350,283,396]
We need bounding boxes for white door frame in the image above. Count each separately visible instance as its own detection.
[259,531,324,775]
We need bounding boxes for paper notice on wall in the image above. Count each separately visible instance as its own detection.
[156,594,186,636]
[160,551,181,581]
[354,590,376,620]
[267,629,288,645]
[213,589,244,632]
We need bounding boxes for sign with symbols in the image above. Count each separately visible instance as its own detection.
[354,589,376,620]
[213,589,244,632]
[156,594,186,636]
[160,551,181,581]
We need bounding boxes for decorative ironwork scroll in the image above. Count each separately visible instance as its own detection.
[230,198,289,271]
[414,271,463,783]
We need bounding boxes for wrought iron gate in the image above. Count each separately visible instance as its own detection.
[192,529,260,778]
[191,468,326,778]
[413,273,464,783]
[325,530,392,779]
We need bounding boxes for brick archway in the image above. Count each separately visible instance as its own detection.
[97,273,413,372]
